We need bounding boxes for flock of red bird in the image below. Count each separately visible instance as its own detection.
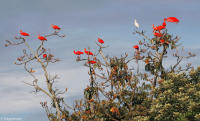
[20,17,179,63]
[133,17,179,50]
[73,37,105,64]
[20,24,61,60]
[74,17,179,65]
[19,24,60,41]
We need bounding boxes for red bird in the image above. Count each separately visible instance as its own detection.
[51,24,61,30]
[88,60,96,64]
[84,48,93,55]
[165,17,179,23]
[43,54,47,59]
[20,30,30,36]
[152,24,165,32]
[74,50,84,55]
[38,35,47,41]
[133,45,139,49]
[160,39,165,44]
[162,19,167,26]
[98,38,104,44]
[154,32,163,37]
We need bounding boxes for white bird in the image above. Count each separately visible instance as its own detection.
[134,19,139,29]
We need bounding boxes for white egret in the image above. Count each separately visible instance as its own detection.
[134,19,139,29]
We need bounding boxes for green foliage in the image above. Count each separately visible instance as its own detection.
[150,67,200,121]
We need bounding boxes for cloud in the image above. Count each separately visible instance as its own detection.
[0,66,88,120]
[0,65,90,113]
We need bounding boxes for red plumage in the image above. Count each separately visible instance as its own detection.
[165,17,179,23]
[84,48,93,55]
[160,39,165,44]
[74,50,84,55]
[20,30,30,36]
[88,60,96,64]
[154,32,163,37]
[51,24,61,30]
[152,24,165,32]
[133,45,139,49]
[43,54,47,59]
[38,35,47,41]
[98,38,104,44]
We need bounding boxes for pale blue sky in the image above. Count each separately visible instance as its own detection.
[0,0,200,120]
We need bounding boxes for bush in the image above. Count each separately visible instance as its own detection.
[150,67,200,121]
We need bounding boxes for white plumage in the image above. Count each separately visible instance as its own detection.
[134,19,139,29]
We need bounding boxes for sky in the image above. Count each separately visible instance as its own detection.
[0,0,200,120]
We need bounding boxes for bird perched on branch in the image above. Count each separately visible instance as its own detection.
[38,35,47,41]
[20,30,30,36]
[134,19,139,29]
[51,24,61,30]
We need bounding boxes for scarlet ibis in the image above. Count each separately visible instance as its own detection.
[152,24,165,32]
[88,60,96,64]
[84,48,93,55]
[154,32,162,37]
[133,45,139,49]
[38,35,47,41]
[160,39,165,44]
[134,19,139,29]
[165,17,179,23]
[98,38,104,44]
[162,19,167,26]
[51,24,61,30]
[43,54,47,59]
[73,50,84,55]
[20,30,30,36]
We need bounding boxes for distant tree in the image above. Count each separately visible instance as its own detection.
[5,27,67,121]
